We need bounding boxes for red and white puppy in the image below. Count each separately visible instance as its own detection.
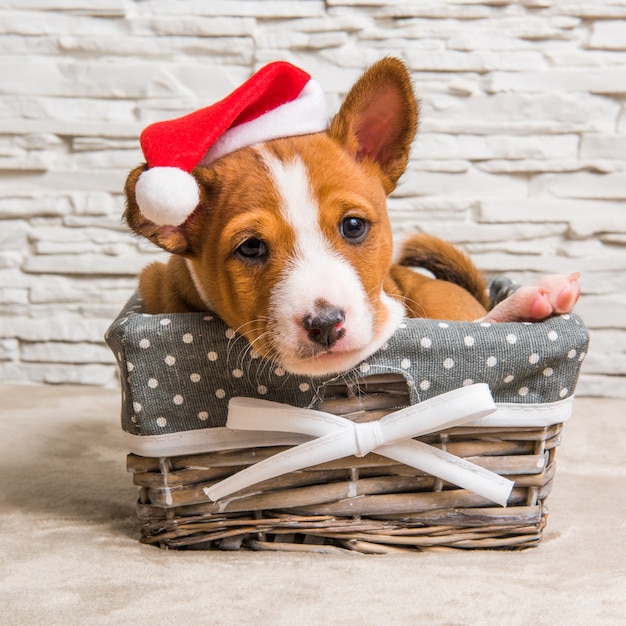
[124,58,580,377]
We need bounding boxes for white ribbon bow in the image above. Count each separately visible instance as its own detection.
[204,383,514,507]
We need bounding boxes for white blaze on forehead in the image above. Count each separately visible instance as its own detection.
[260,151,372,336]
[262,151,323,254]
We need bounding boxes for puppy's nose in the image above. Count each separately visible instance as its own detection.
[303,305,346,349]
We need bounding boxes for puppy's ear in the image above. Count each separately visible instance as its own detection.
[124,164,204,256]
[328,57,418,193]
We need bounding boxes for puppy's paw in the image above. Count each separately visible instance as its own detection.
[536,272,581,314]
[478,273,580,323]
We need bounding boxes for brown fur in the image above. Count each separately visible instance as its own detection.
[124,57,492,373]
[389,232,490,320]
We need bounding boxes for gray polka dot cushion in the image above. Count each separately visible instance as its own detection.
[105,291,589,455]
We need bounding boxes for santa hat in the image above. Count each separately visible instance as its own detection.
[135,61,328,226]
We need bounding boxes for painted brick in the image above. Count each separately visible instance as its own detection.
[420,92,620,134]
[0,338,18,362]
[0,59,252,100]
[573,295,626,330]
[580,134,626,160]
[0,1,124,14]
[253,51,361,91]
[30,283,135,305]
[580,330,626,374]
[464,238,567,257]
[469,251,626,276]
[0,170,125,193]
[72,138,138,153]
[571,271,626,297]
[480,198,626,224]
[62,215,133,231]
[388,195,475,217]
[0,96,138,124]
[267,15,373,34]
[577,375,626,399]
[476,160,589,174]
[21,341,114,364]
[616,107,626,132]
[0,251,23,270]
[569,221,626,239]
[59,36,255,67]
[0,220,29,249]
[0,12,121,36]
[33,240,129,255]
[74,193,119,216]
[312,45,393,70]
[331,2,492,19]
[133,1,326,18]
[0,362,119,385]
[61,149,142,171]
[29,225,130,244]
[553,4,626,19]
[394,168,528,198]
[0,269,34,289]
[406,50,548,73]
[407,221,568,245]
[410,159,470,174]
[576,367,626,398]
[530,172,626,200]
[0,155,49,171]
[545,50,626,68]
[79,302,135,320]
[3,316,111,343]
[22,252,162,276]
[413,134,579,160]
[0,1,623,397]
[486,68,626,94]
[129,17,256,38]
[366,15,580,45]
[0,194,71,219]
[255,30,349,50]
[0,288,28,305]
[601,233,626,245]
[589,20,626,50]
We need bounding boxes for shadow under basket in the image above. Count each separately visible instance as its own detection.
[106,292,589,553]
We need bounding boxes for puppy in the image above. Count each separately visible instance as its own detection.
[124,58,580,377]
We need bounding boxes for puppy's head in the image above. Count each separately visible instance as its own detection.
[125,58,418,376]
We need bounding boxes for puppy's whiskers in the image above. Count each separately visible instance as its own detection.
[226,318,270,364]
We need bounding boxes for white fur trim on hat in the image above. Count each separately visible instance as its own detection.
[135,167,200,226]
[200,79,328,166]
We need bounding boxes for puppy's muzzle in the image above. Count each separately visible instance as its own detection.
[303,302,346,349]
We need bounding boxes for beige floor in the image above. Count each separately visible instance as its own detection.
[1,383,624,625]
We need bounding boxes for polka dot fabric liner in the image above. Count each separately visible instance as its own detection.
[105,292,590,438]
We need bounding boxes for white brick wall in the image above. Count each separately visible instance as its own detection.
[1,0,625,396]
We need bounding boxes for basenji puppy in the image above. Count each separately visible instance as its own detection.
[124,58,580,377]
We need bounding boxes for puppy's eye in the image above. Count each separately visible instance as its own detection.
[340,216,369,243]
[236,237,268,261]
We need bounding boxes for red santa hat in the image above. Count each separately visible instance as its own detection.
[135,61,328,226]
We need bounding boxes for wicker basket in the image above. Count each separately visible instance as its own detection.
[106,292,589,553]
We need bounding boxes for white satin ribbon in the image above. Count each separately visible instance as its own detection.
[204,383,514,507]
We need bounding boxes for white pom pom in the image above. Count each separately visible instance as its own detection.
[135,167,200,226]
